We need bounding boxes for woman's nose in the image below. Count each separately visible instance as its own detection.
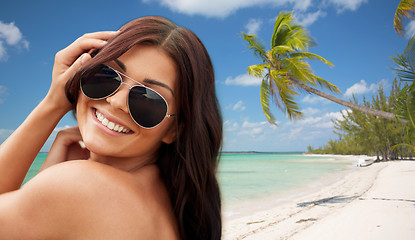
[105,85,129,113]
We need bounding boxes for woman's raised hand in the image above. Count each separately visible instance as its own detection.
[39,126,90,171]
[0,31,118,192]
[45,31,119,113]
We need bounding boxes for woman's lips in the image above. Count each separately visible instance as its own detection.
[94,109,133,134]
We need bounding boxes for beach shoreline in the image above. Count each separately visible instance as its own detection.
[222,156,415,239]
[222,154,361,220]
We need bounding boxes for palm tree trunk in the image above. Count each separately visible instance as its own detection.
[290,79,409,124]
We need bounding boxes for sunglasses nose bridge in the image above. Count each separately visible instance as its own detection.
[120,81,132,89]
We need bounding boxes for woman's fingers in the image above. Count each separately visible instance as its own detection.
[54,31,119,68]
[39,126,89,171]
[59,52,91,81]
[47,31,119,110]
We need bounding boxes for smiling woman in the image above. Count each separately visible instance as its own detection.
[0,16,222,240]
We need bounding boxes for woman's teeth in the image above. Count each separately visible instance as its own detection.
[95,111,131,133]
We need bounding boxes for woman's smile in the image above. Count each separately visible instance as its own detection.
[94,108,132,134]
[91,107,134,137]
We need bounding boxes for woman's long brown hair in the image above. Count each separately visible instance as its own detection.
[65,16,222,240]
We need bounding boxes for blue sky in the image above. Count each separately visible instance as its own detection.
[0,0,411,152]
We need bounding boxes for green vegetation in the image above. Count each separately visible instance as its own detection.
[308,79,414,160]
[394,0,415,36]
[242,11,402,125]
[310,0,415,159]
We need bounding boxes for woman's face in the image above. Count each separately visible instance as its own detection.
[76,44,178,162]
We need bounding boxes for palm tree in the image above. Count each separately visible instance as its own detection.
[391,36,415,152]
[394,0,415,36]
[242,11,404,125]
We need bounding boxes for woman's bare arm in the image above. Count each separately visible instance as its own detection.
[0,101,68,193]
[0,31,118,193]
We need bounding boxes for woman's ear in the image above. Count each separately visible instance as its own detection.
[161,124,178,144]
[161,121,184,144]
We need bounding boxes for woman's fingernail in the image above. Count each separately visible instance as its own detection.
[80,54,86,64]
[78,140,86,149]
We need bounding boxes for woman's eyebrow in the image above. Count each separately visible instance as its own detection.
[115,59,175,96]
[114,59,127,72]
[143,78,175,96]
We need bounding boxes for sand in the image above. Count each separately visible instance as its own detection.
[222,157,415,239]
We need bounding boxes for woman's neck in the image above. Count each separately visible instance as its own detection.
[88,152,157,172]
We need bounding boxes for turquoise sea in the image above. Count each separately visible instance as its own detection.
[217,153,352,208]
[24,153,352,206]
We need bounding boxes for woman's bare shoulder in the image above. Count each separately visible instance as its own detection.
[3,160,179,239]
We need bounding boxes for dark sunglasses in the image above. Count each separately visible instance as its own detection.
[80,64,175,129]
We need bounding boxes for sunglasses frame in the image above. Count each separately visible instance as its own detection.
[80,64,175,129]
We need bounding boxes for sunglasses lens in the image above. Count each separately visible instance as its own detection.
[128,86,168,128]
[81,65,121,99]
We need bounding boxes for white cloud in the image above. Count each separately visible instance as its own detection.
[405,20,415,39]
[344,79,378,97]
[239,127,264,136]
[241,120,267,128]
[144,0,313,18]
[232,100,246,111]
[291,0,312,12]
[224,120,240,132]
[289,127,303,139]
[144,0,368,18]
[0,21,24,45]
[293,10,326,27]
[245,18,263,35]
[237,120,268,138]
[324,0,368,13]
[303,107,320,116]
[0,21,29,61]
[301,94,330,105]
[238,127,266,139]
[223,120,270,144]
[225,73,262,86]
[222,108,351,151]
[0,41,6,61]
[287,109,348,130]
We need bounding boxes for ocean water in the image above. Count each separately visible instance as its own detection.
[217,153,352,207]
[24,153,352,205]
[23,152,47,185]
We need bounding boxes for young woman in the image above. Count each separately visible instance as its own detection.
[0,16,222,239]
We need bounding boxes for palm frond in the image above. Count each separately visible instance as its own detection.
[282,57,312,83]
[405,35,415,73]
[407,92,415,128]
[281,56,341,95]
[247,64,268,78]
[394,0,415,36]
[272,11,293,48]
[241,32,268,63]
[243,10,341,125]
[395,85,415,127]
[271,45,294,56]
[260,80,277,124]
[270,73,303,120]
[392,52,415,82]
[289,52,334,67]
[285,25,314,51]
[310,74,342,94]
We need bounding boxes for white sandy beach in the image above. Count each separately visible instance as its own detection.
[222,156,415,239]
